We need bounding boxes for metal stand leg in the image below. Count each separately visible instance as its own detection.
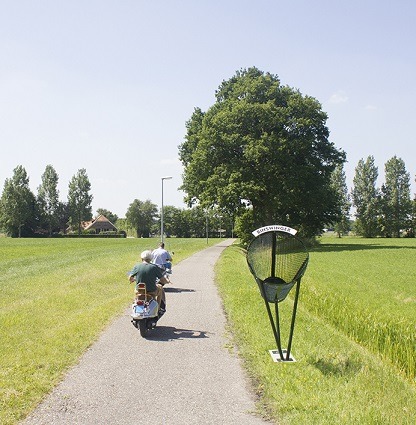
[262,279,302,362]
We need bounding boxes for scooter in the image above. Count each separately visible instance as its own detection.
[130,282,160,337]
[160,261,173,283]
[158,250,174,283]
[129,269,170,337]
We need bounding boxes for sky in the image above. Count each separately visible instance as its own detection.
[1,0,415,218]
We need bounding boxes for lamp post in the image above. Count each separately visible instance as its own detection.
[161,176,172,243]
[205,209,209,245]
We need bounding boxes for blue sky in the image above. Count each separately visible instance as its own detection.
[1,1,415,217]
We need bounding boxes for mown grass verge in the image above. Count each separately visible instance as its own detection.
[0,237,220,425]
[215,238,416,425]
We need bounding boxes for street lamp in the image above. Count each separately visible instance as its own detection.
[218,215,223,238]
[161,176,172,243]
[205,208,209,245]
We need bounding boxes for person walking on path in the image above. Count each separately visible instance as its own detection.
[22,240,268,425]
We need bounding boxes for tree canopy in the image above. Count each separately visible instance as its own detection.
[0,165,36,237]
[68,168,93,235]
[380,156,412,237]
[179,67,346,239]
[330,164,351,237]
[126,199,158,238]
[352,156,380,237]
[37,165,60,236]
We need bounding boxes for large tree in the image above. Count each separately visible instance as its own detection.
[380,156,412,237]
[68,168,93,235]
[37,164,60,236]
[351,156,380,237]
[125,199,157,238]
[0,165,36,237]
[179,67,346,240]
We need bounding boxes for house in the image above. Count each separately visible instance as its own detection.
[83,214,118,234]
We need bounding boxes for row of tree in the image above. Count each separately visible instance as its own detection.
[1,68,415,240]
[331,156,415,238]
[0,164,234,239]
[121,202,233,238]
[353,156,414,237]
[0,165,93,237]
[1,155,414,240]
[97,154,416,240]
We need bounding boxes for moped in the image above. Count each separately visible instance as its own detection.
[130,282,161,337]
[129,269,170,337]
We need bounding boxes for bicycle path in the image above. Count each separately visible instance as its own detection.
[22,239,269,425]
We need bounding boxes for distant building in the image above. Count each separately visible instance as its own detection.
[82,214,118,234]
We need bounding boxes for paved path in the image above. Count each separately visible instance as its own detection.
[22,240,269,425]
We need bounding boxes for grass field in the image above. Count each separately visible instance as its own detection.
[215,236,416,424]
[1,236,415,424]
[0,237,220,425]
[303,237,415,382]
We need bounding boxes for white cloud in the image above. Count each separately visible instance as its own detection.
[328,91,349,104]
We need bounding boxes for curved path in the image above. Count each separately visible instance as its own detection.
[22,240,268,425]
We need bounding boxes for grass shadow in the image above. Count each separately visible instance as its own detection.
[311,243,416,253]
[308,353,362,377]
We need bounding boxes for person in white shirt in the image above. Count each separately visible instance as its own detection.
[152,242,173,270]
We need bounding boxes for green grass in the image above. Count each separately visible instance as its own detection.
[215,237,416,425]
[2,236,415,424]
[304,236,415,381]
[0,237,220,425]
